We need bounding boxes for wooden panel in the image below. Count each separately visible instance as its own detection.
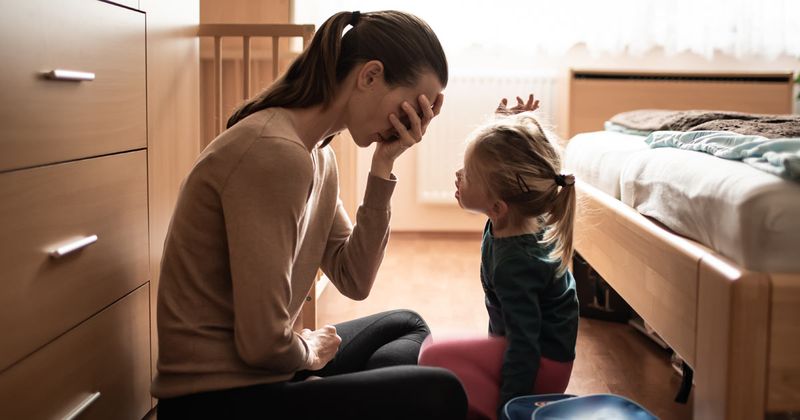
[0,285,151,420]
[0,0,146,172]
[199,0,295,146]
[199,51,300,146]
[573,181,702,366]
[0,151,148,370]
[766,274,800,412]
[140,0,201,391]
[694,255,770,420]
[567,70,794,137]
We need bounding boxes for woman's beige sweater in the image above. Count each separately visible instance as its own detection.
[151,108,396,399]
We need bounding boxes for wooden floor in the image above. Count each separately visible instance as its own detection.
[318,232,692,419]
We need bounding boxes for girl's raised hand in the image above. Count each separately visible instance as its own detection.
[495,93,539,115]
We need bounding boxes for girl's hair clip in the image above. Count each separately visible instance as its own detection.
[516,173,531,192]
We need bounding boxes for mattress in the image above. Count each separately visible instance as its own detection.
[564,131,650,199]
[564,131,800,273]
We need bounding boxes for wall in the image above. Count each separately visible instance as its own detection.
[141,0,201,392]
[343,48,798,232]
[233,3,799,232]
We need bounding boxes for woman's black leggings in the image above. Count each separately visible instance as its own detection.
[157,310,468,420]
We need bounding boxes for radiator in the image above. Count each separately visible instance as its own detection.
[418,72,558,204]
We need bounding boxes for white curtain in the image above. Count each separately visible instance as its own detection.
[293,0,800,60]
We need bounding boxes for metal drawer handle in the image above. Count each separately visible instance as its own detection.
[50,235,98,258]
[45,69,96,82]
[63,391,101,420]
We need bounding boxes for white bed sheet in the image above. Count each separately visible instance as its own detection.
[564,131,651,199]
[564,131,800,273]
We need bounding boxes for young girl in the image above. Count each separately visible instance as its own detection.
[418,98,579,420]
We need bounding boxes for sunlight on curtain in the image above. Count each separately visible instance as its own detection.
[293,0,800,60]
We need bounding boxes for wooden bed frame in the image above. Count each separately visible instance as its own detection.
[574,180,800,419]
[567,69,795,137]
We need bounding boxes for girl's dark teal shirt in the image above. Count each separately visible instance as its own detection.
[480,220,579,407]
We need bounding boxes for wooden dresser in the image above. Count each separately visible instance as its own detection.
[0,1,200,418]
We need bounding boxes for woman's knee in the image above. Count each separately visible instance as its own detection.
[387,309,430,333]
[412,367,468,418]
[418,366,465,392]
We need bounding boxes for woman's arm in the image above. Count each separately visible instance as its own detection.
[222,139,319,372]
[320,175,395,300]
[321,94,443,299]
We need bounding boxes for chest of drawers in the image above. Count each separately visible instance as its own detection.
[0,1,153,418]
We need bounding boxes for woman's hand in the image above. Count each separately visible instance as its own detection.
[301,325,342,371]
[371,93,444,179]
[495,94,539,116]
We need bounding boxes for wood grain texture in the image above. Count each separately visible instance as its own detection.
[767,274,800,413]
[571,178,799,418]
[0,0,146,172]
[567,69,794,137]
[140,0,201,390]
[694,254,771,419]
[0,151,148,372]
[0,285,151,420]
[574,180,702,366]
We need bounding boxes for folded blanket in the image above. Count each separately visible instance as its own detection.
[610,110,800,139]
[645,130,800,180]
[603,121,651,136]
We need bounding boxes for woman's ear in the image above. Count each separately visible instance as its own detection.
[357,60,385,90]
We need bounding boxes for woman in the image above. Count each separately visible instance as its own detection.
[152,10,467,420]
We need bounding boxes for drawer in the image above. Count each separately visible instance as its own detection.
[0,0,146,172]
[0,285,151,420]
[0,151,149,371]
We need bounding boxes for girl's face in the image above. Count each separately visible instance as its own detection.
[346,68,443,147]
[454,145,494,215]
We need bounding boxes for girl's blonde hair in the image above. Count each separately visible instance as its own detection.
[466,112,576,275]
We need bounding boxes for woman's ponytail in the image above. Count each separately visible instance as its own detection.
[226,12,354,129]
[226,10,448,139]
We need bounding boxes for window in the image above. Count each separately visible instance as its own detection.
[293,0,800,60]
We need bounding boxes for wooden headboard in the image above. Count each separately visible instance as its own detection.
[567,69,795,137]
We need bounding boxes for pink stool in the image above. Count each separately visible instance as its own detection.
[419,334,573,420]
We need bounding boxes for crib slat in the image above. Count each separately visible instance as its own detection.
[213,36,222,135]
[272,36,279,81]
[242,36,250,100]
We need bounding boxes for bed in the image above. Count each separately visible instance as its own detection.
[563,111,800,418]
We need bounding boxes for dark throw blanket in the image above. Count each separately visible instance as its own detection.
[609,109,800,139]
